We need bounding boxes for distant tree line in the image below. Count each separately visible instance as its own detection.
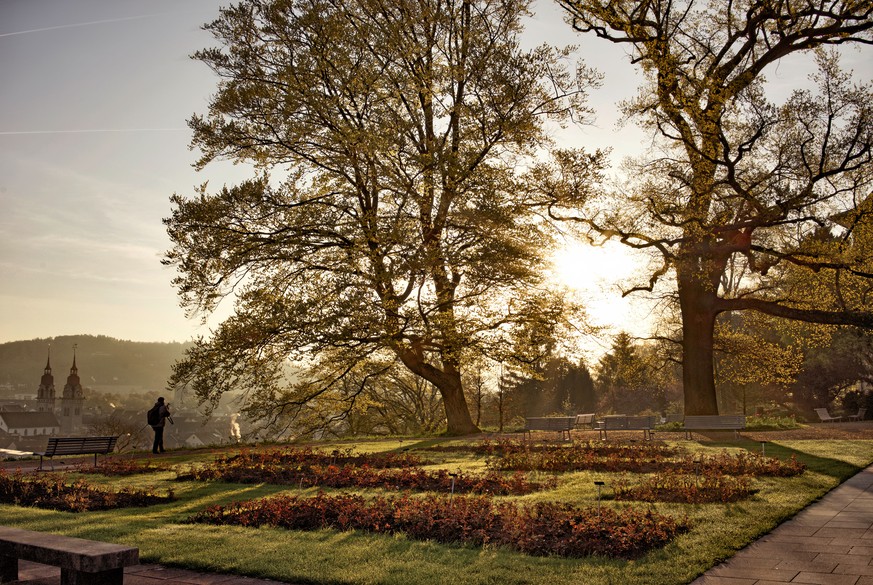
[0,335,191,393]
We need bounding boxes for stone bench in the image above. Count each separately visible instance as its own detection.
[33,436,119,471]
[0,526,138,585]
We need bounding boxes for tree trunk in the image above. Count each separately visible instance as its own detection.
[395,349,480,435]
[440,374,480,435]
[678,268,721,416]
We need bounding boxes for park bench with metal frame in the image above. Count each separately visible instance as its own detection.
[524,417,574,440]
[33,436,119,471]
[682,415,746,439]
[574,413,596,429]
[594,415,656,440]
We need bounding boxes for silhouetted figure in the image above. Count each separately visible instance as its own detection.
[149,397,173,454]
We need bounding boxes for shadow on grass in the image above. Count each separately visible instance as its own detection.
[708,438,868,483]
[390,438,454,451]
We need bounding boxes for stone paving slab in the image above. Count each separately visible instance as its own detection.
[11,560,290,584]
[692,463,873,585]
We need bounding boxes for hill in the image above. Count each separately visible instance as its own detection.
[0,335,191,395]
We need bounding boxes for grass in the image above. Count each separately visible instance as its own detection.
[0,437,871,585]
[743,415,803,430]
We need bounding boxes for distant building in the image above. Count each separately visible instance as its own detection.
[29,345,87,436]
[36,349,56,413]
[0,401,27,412]
[0,411,60,437]
[59,348,84,435]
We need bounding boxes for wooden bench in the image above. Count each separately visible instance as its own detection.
[524,417,574,440]
[682,415,746,439]
[0,526,138,585]
[595,415,656,440]
[574,413,596,429]
[33,436,119,471]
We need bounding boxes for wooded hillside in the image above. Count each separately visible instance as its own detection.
[0,335,190,393]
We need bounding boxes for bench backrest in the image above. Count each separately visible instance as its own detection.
[574,413,596,426]
[43,436,119,457]
[599,415,655,430]
[683,415,745,430]
[815,408,838,421]
[624,415,656,430]
[602,416,627,430]
[525,417,574,431]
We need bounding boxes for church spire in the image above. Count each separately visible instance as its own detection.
[61,343,84,433]
[37,344,56,412]
[63,344,82,399]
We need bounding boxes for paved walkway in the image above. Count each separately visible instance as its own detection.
[8,465,873,584]
[693,463,873,585]
[13,561,290,584]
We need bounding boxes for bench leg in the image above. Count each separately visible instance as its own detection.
[0,555,17,583]
[36,455,54,472]
[61,567,124,585]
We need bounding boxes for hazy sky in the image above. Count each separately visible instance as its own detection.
[1,0,870,348]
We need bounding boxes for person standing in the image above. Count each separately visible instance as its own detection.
[149,397,172,454]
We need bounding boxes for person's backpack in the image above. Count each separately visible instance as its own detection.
[147,405,161,426]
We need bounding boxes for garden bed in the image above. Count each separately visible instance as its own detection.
[0,469,174,512]
[0,436,869,585]
[177,448,555,495]
[187,491,690,559]
[480,439,805,476]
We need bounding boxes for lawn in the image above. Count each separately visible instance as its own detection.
[1,436,871,585]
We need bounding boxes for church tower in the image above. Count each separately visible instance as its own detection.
[36,347,56,413]
[60,345,84,435]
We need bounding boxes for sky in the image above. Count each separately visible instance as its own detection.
[1,0,870,351]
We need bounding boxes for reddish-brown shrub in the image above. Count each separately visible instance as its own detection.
[187,492,689,559]
[613,472,755,503]
[213,447,428,469]
[0,469,174,512]
[483,440,804,477]
[179,458,554,495]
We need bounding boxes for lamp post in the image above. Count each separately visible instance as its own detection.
[594,481,605,512]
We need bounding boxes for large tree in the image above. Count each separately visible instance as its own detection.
[163,0,600,434]
[550,0,873,414]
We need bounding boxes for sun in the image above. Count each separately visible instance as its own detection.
[550,239,639,292]
[549,239,654,337]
